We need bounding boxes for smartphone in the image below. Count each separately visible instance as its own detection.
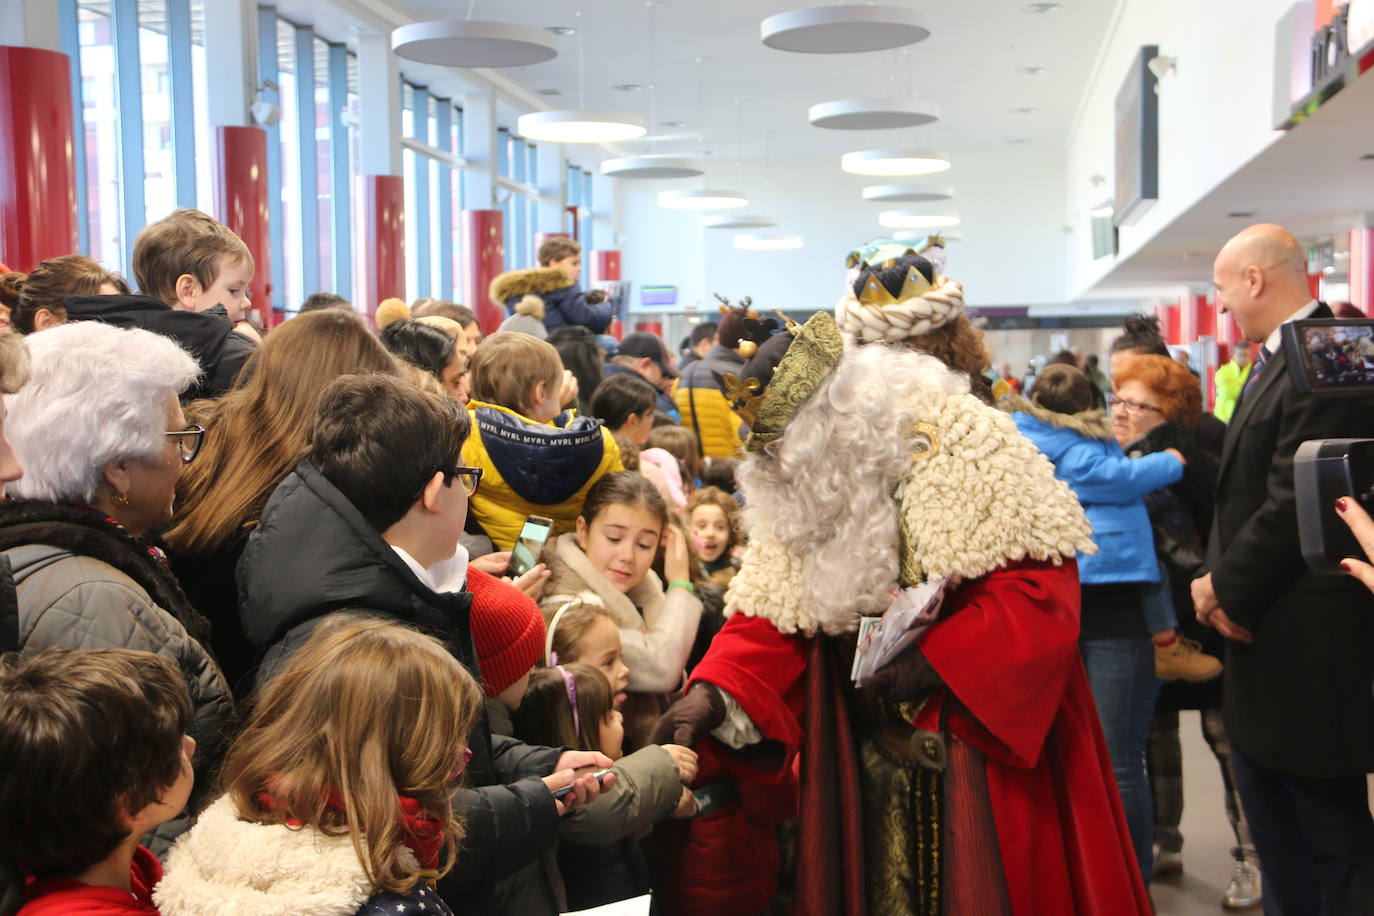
[506,515,554,578]
[552,767,612,799]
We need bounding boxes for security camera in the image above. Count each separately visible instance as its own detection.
[250,100,281,128]
[1147,55,1177,80]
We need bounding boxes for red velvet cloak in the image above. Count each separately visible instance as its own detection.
[670,558,1150,916]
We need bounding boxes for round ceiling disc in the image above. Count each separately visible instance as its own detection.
[809,98,939,130]
[761,5,930,54]
[391,21,558,68]
[862,184,955,203]
[600,156,706,179]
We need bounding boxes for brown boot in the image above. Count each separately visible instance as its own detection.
[1155,637,1222,682]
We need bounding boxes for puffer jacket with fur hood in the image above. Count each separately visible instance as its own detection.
[490,267,612,334]
[1004,396,1182,585]
[155,796,453,916]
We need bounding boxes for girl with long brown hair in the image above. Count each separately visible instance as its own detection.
[163,309,397,692]
[155,617,484,916]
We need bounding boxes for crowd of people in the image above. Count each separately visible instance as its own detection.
[0,212,1371,916]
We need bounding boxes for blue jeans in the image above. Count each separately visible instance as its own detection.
[1141,561,1176,635]
[1080,636,1160,883]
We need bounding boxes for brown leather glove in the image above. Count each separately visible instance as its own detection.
[585,289,608,305]
[860,648,943,702]
[650,682,726,748]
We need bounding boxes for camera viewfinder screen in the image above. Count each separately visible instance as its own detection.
[1300,322,1374,392]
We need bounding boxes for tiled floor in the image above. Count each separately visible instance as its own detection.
[1149,711,1373,915]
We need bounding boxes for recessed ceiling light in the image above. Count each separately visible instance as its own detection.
[517,110,647,143]
[536,88,562,96]
[734,232,804,251]
[658,189,749,209]
[841,148,951,176]
[1010,106,1040,114]
[661,121,688,128]
[1022,2,1060,12]
[808,98,939,130]
[879,209,960,229]
[1228,211,1257,218]
[392,21,559,68]
[1018,66,1047,76]
[761,5,930,53]
[611,83,648,92]
[1004,137,1032,145]
[545,26,576,36]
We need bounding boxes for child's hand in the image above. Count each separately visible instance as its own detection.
[470,552,511,576]
[670,785,698,819]
[559,369,579,409]
[662,525,691,585]
[662,744,698,784]
[511,563,551,599]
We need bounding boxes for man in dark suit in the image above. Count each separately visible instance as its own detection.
[1193,224,1374,915]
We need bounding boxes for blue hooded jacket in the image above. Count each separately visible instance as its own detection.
[1008,397,1182,585]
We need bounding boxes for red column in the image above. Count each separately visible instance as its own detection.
[1307,271,1323,300]
[215,126,272,327]
[0,46,77,271]
[635,321,664,336]
[1352,228,1374,315]
[1196,291,1217,338]
[590,250,621,283]
[1155,302,1181,345]
[364,175,404,323]
[462,209,504,334]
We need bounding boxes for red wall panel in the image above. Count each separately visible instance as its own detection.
[462,209,505,334]
[0,46,78,271]
[215,126,272,327]
[591,249,622,283]
[364,175,405,322]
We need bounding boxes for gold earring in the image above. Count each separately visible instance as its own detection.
[116,492,130,506]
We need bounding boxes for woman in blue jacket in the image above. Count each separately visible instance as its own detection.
[1008,363,1184,886]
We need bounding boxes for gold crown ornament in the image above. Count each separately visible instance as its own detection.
[857,264,935,308]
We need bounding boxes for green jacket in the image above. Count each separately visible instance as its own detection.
[1213,359,1253,423]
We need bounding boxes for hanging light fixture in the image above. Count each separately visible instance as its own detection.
[391,21,558,67]
[809,98,939,130]
[761,5,929,53]
[734,233,804,251]
[601,156,706,178]
[516,9,646,143]
[879,209,961,229]
[659,189,749,210]
[841,148,951,176]
[862,184,954,202]
[702,213,778,229]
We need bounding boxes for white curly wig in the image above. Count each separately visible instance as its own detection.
[726,343,967,636]
[5,321,201,503]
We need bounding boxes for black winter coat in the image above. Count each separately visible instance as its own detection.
[64,294,257,402]
[237,461,564,913]
[1124,422,1221,710]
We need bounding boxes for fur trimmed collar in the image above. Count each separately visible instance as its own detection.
[540,533,664,635]
[489,267,572,308]
[1001,394,1115,441]
[0,500,212,646]
[155,796,412,916]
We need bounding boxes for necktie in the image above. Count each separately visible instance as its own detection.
[1237,346,1269,406]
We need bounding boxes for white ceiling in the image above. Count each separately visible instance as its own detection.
[1093,67,1374,289]
[377,0,1119,161]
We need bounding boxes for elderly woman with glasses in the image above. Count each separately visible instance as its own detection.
[1113,353,1263,909]
[0,321,232,854]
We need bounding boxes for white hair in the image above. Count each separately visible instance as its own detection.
[726,343,968,635]
[5,322,201,503]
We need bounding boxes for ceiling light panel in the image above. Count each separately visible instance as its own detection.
[841,149,951,176]
[808,98,940,130]
[761,5,930,53]
[392,21,558,68]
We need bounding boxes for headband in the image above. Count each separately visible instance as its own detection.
[545,600,575,666]
[556,665,580,737]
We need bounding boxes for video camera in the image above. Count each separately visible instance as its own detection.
[1296,438,1374,574]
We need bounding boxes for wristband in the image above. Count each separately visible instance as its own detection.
[668,579,696,594]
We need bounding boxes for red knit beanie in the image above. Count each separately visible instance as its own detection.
[467,568,547,697]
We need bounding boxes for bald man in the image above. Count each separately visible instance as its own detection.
[1193,224,1374,914]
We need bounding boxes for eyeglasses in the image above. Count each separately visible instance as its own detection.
[165,426,205,464]
[443,465,483,496]
[1107,396,1162,416]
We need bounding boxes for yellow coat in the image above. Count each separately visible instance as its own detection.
[462,400,623,551]
[674,346,749,459]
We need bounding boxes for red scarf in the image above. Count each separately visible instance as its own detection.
[256,788,445,870]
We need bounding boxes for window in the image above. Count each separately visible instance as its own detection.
[275,18,303,311]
